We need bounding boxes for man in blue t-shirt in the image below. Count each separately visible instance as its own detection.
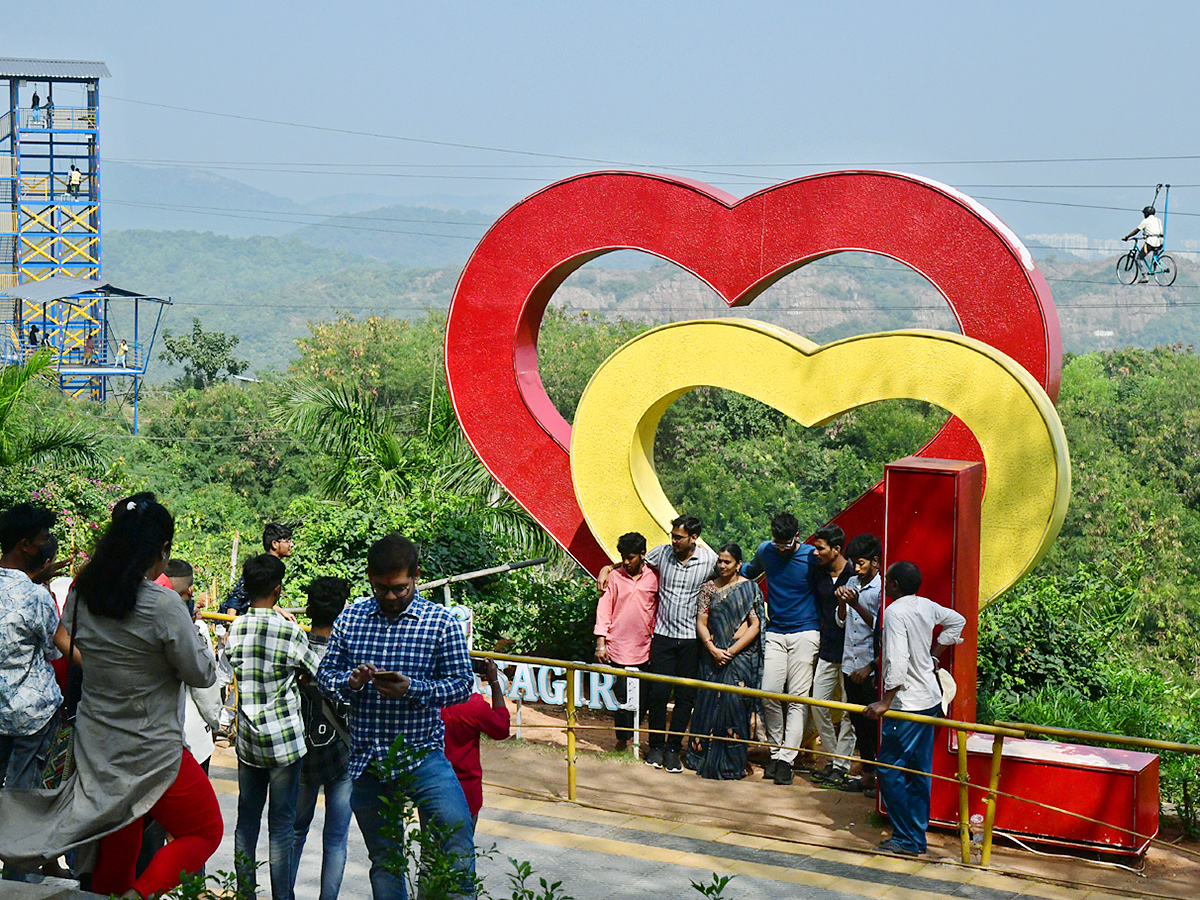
[742,512,820,785]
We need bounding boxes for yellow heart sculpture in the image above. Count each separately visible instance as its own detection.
[570,320,1070,604]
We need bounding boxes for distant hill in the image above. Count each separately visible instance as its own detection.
[103,230,457,375]
[290,204,493,267]
[101,227,1200,383]
[104,163,309,236]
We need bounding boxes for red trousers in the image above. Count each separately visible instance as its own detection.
[92,749,223,897]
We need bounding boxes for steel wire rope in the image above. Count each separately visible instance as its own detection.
[101,99,1200,170]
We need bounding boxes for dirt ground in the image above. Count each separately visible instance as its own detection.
[490,700,1200,900]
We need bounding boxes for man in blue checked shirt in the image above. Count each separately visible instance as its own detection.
[317,533,474,900]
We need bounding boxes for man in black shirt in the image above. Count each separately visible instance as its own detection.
[807,525,856,787]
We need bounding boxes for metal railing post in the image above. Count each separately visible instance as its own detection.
[981,733,1005,866]
[565,664,578,802]
[956,728,972,864]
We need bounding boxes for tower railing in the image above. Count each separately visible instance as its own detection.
[17,107,97,130]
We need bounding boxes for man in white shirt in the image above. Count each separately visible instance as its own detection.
[1123,205,1165,282]
[866,561,965,857]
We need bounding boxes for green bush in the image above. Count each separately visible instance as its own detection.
[0,465,127,569]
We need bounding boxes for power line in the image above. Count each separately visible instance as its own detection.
[104,98,1200,172]
[104,95,668,169]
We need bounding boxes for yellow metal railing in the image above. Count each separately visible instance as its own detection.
[472,650,1200,868]
[194,614,1200,869]
[475,650,1028,865]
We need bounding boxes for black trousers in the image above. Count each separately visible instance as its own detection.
[843,670,879,774]
[645,635,699,752]
[612,668,640,742]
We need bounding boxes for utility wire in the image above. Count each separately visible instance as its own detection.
[103,98,1200,170]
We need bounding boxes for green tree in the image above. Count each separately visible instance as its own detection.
[0,349,101,468]
[160,317,249,389]
[273,379,557,560]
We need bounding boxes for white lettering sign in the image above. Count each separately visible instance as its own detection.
[497,663,629,711]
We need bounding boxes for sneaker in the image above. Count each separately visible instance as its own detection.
[761,759,779,780]
[643,746,664,768]
[773,763,794,785]
[664,748,683,773]
[877,838,919,857]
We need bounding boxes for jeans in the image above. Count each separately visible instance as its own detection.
[351,750,475,900]
[877,703,941,853]
[611,667,641,743]
[0,713,57,790]
[843,671,879,775]
[645,635,698,752]
[236,759,303,900]
[292,770,353,900]
[810,659,857,772]
[760,630,820,763]
[1,715,59,880]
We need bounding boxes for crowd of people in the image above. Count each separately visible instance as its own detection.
[0,494,968,900]
[593,512,966,857]
[0,499,509,900]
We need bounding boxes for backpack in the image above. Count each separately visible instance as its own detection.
[299,683,350,749]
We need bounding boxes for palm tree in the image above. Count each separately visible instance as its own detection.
[273,379,560,561]
[0,348,101,467]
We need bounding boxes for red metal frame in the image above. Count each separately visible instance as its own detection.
[882,459,1158,855]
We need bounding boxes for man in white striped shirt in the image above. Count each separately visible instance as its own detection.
[866,561,965,857]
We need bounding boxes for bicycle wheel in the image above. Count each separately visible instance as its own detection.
[1116,251,1140,285]
[1154,253,1178,287]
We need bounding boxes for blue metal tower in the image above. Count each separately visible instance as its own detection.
[1,58,169,418]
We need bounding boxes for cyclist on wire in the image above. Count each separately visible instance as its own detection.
[1122,205,1165,283]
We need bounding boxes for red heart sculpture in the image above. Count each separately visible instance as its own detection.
[445,171,1061,573]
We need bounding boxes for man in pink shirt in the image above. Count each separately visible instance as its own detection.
[594,532,658,751]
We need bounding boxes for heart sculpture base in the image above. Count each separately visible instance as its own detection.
[885,458,1156,857]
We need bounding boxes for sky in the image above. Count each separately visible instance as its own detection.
[8,1,1200,247]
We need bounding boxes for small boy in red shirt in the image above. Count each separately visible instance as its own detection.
[440,658,511,824]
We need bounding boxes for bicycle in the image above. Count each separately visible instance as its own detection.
[1117,236,1177,286]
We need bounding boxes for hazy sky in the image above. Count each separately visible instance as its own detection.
[8,1,1200,242]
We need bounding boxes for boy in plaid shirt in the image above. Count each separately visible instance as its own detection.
[225,554,320,900]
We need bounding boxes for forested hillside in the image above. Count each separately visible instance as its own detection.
[103,228,1200,384]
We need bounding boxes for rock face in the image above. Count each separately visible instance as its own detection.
[554,252,1191,353]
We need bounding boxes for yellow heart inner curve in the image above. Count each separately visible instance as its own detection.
[569,320,1070,604]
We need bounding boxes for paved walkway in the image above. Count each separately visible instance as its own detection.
[2,740,1189,900]
[200,748,1152,900]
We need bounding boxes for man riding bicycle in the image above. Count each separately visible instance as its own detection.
[1122,206,1165,283]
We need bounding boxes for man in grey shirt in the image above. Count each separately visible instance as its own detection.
[598,515,716,773]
